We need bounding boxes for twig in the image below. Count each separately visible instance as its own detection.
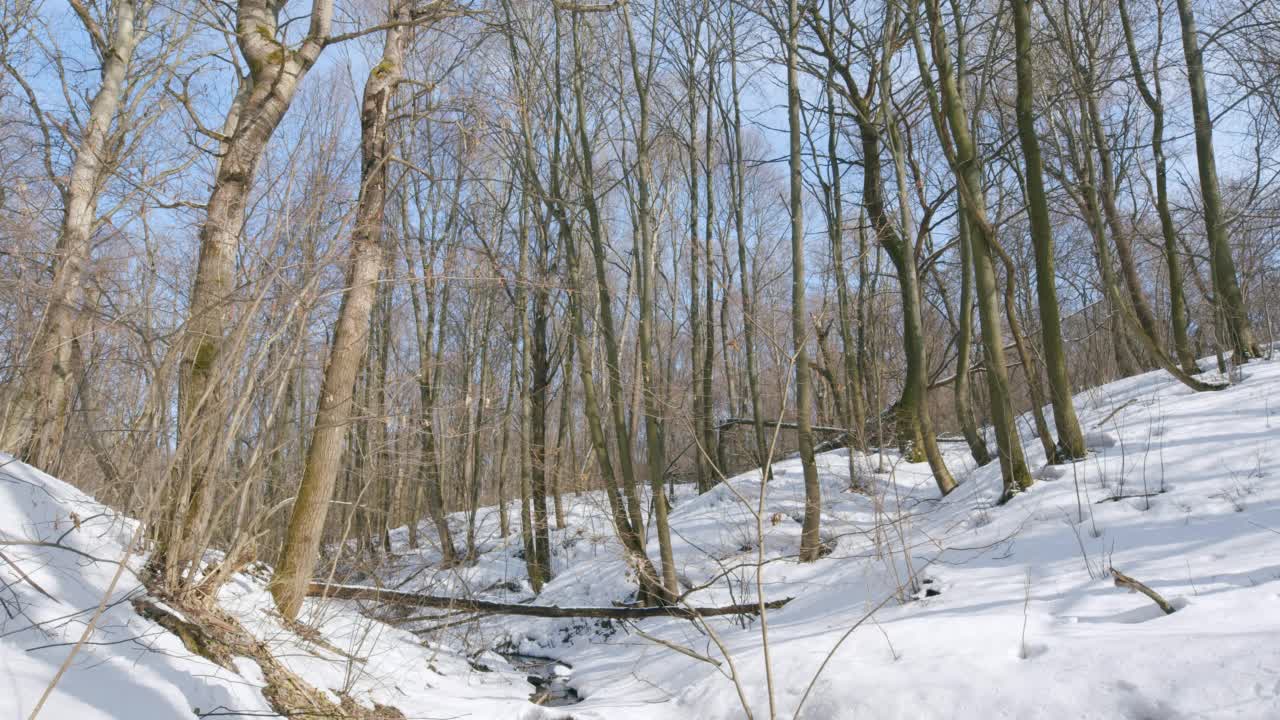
[1092,399,1138,429]
[626,622,723,667]
[792,591,897,720]
[0,552,60,605]
[1111,568,1176,615]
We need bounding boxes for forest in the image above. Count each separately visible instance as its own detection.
[1,0,1278,717]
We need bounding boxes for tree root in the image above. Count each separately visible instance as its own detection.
[133,595,405,718]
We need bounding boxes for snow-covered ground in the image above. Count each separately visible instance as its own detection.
[0,458,533,718]
[381,356,1280,719]
[3,355,1280,719]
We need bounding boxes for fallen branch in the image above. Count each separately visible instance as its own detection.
[308,583,792,619]
[1096,492,1162,504]
[1111,568,1177,615]
[1092,398,1138,429]
[410,614,483,634]
[715,418,847,434]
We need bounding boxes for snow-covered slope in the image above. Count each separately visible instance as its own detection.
[4,356,1279,719]
[0,456,534,719]
[383,356,1280,719]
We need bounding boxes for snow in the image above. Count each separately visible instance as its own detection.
[381,356,1280,719]
[4,354,1280,718]
[0,458,533,718]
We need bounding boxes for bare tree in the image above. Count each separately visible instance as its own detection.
[1,0,155,469]
[1008,0,1087,461]
[269,0,410,620]
[1174,0,1260,361]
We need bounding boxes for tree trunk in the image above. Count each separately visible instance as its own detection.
[881,73,956,491]
[686,39,708,495]
[824,81,867,458]
[786,0,825,562]
[406,217,459,567]
[1065,97,1226,394]
[1010,0,1086,461]
[1174,0,1259,362]
[496,361,515,540]
[567,10,666,604]
[3,0,141,470]
[910,0,1031,498]
[515,192,541,590]
[551,339,572,531]
[158,0,334,587]
[1117,0,1197,375]
[621,3,678,598]
[725,10,771,480]
[269,10,402,620]
[701,64,719,485]
[527,220,554,590]
[465,299,494,559]
[954,214,992,466]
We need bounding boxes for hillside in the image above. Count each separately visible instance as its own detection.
[0,457,534,718]
[4,356,1280,719]
[376,355,1280,719]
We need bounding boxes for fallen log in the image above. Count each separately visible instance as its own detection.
[308,582,792,619]
[715,418,847,434]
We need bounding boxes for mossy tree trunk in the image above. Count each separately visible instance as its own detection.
[1009,0,1087,461]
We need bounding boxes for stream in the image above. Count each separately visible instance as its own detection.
[503,653,581,707]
